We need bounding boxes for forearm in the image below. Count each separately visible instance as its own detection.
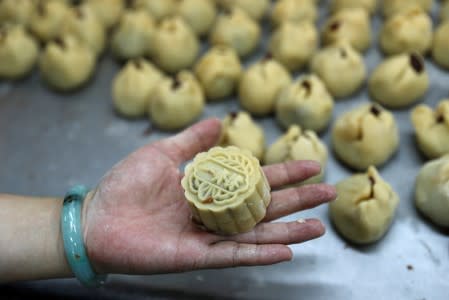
[0,194,72,282]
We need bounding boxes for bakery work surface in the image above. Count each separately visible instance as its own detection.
[1,4,449,300]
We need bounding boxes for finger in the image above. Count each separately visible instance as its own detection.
[229,219,325,245]
[263,160,321,189]
[264,184,337,222]
[154,118,222,164]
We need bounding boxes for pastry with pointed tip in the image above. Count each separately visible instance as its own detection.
[133,0,176,21]
[85,0,124,29]
[216,0,270,20]
[29,0,70,42]
[0,0,35,26]
[176,0,217,36]
[271,0,317,27]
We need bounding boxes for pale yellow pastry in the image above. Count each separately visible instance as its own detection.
[176,0,217,36]
[432,21,449,70]
[216,0,270,20]
[310,41,366,98]
[29,0,69,42]
[330,166,400,244]
[219,111,265,160]
[85,0,124,29]
[133,0,176,21]
[111,9,155,60]
[382,0,433,18]
[379,6,432,56]
[194,45,242,101]
[415,154,449,227]
[321,8,372,53]
[239,56,292,116]
[0,25,39,79]
[264,125,327,184]
[149,71,204,130]
[112,59,163,118]
[153,17,199,74]
[269,21,318,72]
[39,34,96,91]
[330,0,377,15]
[332,104,399,170]
[369,52,429,108]
[271,0,318,27]
[181,146,271,235]
[441,0,449,22]
[209,7,261,58]
[276,74,334,133]
[61,4,106,57]
[411,100,449,159]
[0,0,35,26]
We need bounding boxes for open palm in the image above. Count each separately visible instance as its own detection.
[82,119,336,275]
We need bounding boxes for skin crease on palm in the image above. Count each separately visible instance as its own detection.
[82,118,337,275]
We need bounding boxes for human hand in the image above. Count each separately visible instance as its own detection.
[83,119,337,275]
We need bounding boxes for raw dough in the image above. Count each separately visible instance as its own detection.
[29,0,69,42]
[176,0,217,36]
[332,104,399,170]
[310,41,366,98]
[239,55,292,116]
[194,45,242,101]
[330,166,400,244]
[382,0,433,18]
[85,0,124,29]
[133,0,176,21]
[432,21,449,70]
[271,0,318,27]
[276,74,334,133]
[411,100,449,159]
[181,146,271,235]
[216,0,270,20]
[369,52,429,108]
[0,0,35,26]
[330,0,377,15]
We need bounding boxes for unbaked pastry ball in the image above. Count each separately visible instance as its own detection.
[111,9,155,60]
[85,0,124,29]
[216,0,270,20]
[411,100,449,159]
[61,4,106,57]
[382,0,433,18]
[321,8,372,53]
[218,111,265,160]
[239,55,292,116]
[415,154,449,227]
[39,34,96,91]
[133,0,176,21]
[209,8,261,58]
[330,0,377,15]
[332,104,399,170]
[269,21,318,72]
[149,71,204,130]
[112,59,163,118]
[432,21,449,70]
[264,125,327,184]
[0,0,35,26]
[271,0,318,27]
[0,25,39,79]
[310,41,366,98]
[29,0,70,42]
[152,17,199,74]
[276,74,334,133]
[369,52,429,108]
[194,45,242,101]
[379,6,432,56]
[441,0,449,22]
[176,0,217,36]
[330,166,400,244]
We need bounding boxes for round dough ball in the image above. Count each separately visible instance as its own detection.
[219,111,265,160]
[0,0,35,26]
[39,34,96,91]
[382,0,433,18]
[269,21,318,72]
[441,1,449,22]
[330,166,400,244]
[415,155,449,227]
[271,0,318,27]
[432,21,449,70]
[411,100,449,159]
[61,4,106,57]
[149,71,204,130]
[0,25,39,79]
[332,104,399,170]
[330,0,377,15]
[133,0,176,21]
[321,8,372,53]
[369,52,429,108]
[310,41,366,98]
[264,125,327,184]
[239,56,292,116]
[176,0,217,36]
[216,0,270,20]
[380,6,432,56]
[276,74,334,133]
[85,0,124,29]
[194,45,242,101]
[209,8,261,58]
[152,17,199,74]
[29,0,70,42]
[111,9,155,60]
[112,59,163,118]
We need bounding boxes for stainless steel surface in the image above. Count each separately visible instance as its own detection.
[1,1,449,299]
